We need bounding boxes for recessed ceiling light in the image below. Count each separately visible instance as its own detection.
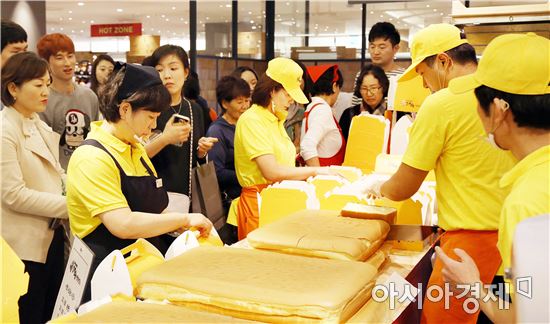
[252,26,257,30]
[68,17,72,21]
[433,8,437,12]
[146,15,150,18]
[165,18,169,21]
[161,14,165,18]
[250,20,254,24]
[90,20,94,23]
[440,12,444,16]
[379,15,383,18]
[370,11,374,14]
[60,27,64,31]
[206,17,210,20]
[248,11,252,15]
[77,2,84,6]
[116,8,123,12]
[171,6,176,10]
[180,17,184,21]
[80,30,84,33]
[426,4,430,8]
[68,10,72,13]
[82,20,86,23]
[59,17,63,21]
[225,4,231,8]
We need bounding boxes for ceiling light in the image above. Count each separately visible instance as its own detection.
[165,18,169,21]
[379,15,383,18]
[180,17,184,21]
[60,27,64,31]
[80,30,83,33]
[370,11,374,14]
[250,20,254,24]
[161,14,165,18]
[82,20,85,23]
[51,27,55,31]
[206,16,210,20]
[426,4,430,8]
[59,17,63,20]
[68,10,72,13]
[146,15,150,18]
[440,12,444,16]
[433,8,437,12]
[252,26,257,30]
[225,4,231,8]
[248,11,252,15]
[171,6,176,10]
[68,17,72,21]
[77,2,84,6]
[90,20,94,23]
[286,2,290,5]
[116,8,123,12]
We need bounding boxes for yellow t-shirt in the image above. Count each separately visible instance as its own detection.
[402,88,515,231]
[234,104,296,187]
[67,121,159,238]
[497,145,550,277]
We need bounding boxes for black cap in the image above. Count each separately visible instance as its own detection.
[115,62,162,102]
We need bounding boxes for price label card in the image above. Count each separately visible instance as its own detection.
[51,236,94,320]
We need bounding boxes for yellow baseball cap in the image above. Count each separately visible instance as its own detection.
[399,24,468,82]
[266,57,309,104]
[449,32,550,95]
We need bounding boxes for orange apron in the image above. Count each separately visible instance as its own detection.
[236,184,269,240]
[421,230,501,324]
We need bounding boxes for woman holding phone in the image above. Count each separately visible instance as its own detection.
[144,45,217,212]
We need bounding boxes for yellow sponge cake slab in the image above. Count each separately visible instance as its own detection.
[63,300,254,323]
[248,210,390,261]
[137,246,378,323]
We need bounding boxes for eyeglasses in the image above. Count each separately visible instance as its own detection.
[359,86,382,96]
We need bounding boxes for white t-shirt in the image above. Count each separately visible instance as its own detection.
[300,97,343,161]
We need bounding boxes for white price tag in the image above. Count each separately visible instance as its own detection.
[51,235,94,320]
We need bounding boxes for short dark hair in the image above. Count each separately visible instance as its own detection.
[308,66,344,97]
[149,44,190,69]
[98,66,171,123]
[424,43,477,67]
[231,66,258,81]
[216,75,250,111]
[475,85,550,130]
[369,22,400,46]
[1,20,27,51]
[251,74,284,107]
[90,54,115,94]
[353,64,389,99]
[1,52,48,106]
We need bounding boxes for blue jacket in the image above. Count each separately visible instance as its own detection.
[206,117,241,200]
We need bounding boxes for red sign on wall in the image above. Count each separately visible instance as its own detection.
[91,23,142,37]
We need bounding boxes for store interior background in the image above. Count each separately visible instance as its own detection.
[2,0,549,108]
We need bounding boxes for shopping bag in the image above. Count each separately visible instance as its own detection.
[191,161,225,230]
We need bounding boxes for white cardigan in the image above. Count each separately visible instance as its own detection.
[1,107,67,263]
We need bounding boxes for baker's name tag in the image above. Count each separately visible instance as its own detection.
[156,178,163,188]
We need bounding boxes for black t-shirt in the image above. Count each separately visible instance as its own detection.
[151,99,206,196]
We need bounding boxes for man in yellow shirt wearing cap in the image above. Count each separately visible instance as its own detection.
[435,32,550,323]
[364,24,515,323]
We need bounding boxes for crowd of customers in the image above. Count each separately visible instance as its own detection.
[2,16,548,324]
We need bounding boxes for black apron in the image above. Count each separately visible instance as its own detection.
[80,139,169,302]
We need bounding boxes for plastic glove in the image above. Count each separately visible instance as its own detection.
[358,176,385,199]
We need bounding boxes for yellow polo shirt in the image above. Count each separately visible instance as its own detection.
[497,145,550,277]
[234,104,296,187]
[67,121,158,238]
[403,88,515,231]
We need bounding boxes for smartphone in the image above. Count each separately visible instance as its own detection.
[173,113,190,124]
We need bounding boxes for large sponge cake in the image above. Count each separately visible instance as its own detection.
[137,246,378,323]
[247,210,390,261]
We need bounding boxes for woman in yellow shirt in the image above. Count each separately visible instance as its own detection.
[437,33,549,323]
[234,57,333,239]
[67,63,212,301]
